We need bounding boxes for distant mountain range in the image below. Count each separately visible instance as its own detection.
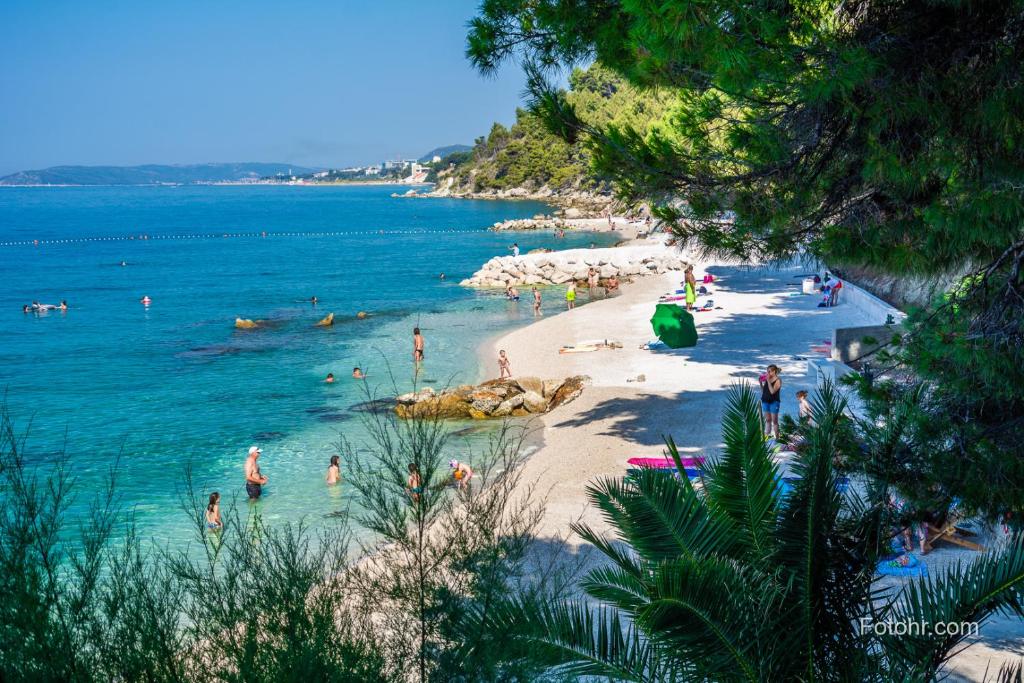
[418,145,471,162]
[0,163,319,186]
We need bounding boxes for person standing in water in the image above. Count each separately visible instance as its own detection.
[413,327,425,364]
[407,463,423,503]
[532,287,542,316]
[449,459,473,490]
[244,446,268,499]
[205,492,222,531]
[684,265,697,311]
[325,373,335,383]
[326,455,340,486]
[565,282,577,310]
[760,365,783,439]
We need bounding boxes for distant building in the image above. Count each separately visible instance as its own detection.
[313,171,329,178]
[364,166,381,176]
[432,155,442,163]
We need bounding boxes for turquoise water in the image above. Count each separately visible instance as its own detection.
[0,185,615,548]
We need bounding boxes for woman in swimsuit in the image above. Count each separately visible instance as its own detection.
[326,455,341,485]
[760,365,783,439]
[205,492,222,531]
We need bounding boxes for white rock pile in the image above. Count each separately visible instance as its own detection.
[460,246,688,288]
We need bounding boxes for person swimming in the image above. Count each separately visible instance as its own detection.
[352,367,364,379]
[325,373,335,383]
[311,296,318,305]
[141,295,151,305]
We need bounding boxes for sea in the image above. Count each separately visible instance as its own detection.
[0,184,616,551]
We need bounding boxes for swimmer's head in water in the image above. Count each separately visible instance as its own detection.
[413,327,420,335]
[326,373,334,379]
[330,455,339,467]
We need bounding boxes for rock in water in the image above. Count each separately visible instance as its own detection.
[316,312,335,327]
[235,318,259,329]
[394,376,589,419]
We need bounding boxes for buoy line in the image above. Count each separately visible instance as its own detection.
[0,227,503,247]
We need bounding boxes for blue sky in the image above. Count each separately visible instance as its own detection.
[0,1,530,174]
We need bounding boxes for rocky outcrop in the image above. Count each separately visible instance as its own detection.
[315,312,335,327]
[394,376,588,419]
[460,246,688,288]
[235,318,259,329]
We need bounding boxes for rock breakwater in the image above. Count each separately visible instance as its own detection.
[460,246,687,288]
[394,376,587,419]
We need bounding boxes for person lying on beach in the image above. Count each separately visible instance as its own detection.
[352,367,364,379]
[326,455,340,486]
[205,492,222,531]
[325,373,335,383]
[498,350,512,379]
[449,459,473,490]
[407,463,422,503]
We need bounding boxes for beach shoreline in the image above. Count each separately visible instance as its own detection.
[473,251,1019,678]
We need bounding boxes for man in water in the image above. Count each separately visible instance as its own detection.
[352,367,364,379]
[244,446,268,499]
[439,273,445,280]
[325,373,335,383]
[310,295,318,305]
[510,243,520,257]
[413,327,424,364]
[532,287,542,316]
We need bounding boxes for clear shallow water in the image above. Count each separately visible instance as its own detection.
[0,185,616,549]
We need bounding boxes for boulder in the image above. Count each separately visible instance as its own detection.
[315,312,335,327]
[550,271,573,284]
[492,393,525,417]
[469,390,503,413]
[542,379,564,398]
[522,391,548,413]
[396,387,436,404]
[235,318,259,329]
[549,376,587,409]
[599,264,617,278]
[515,376,545,396]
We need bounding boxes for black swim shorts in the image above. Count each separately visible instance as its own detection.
[246,483,262,499]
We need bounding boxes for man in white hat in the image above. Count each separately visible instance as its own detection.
[244,446,268,499]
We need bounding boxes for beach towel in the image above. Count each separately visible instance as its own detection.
[628,467,702,479]
[627,456,705,468]
[876,553,928,578]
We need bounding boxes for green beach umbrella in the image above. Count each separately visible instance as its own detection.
[650,303,698,348]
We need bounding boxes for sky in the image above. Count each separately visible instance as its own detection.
[0,0,531,175]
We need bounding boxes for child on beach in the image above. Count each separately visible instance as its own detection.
[498,350,512,379]
[566,283,576,310]
[796,390,813,424]
[326,455,340,485]
[205,492,222,531]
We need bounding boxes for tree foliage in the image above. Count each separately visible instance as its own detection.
[482,386,1024,681]
[467,0,1024,516]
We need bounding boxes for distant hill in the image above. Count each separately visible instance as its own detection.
[0,163,319,186]
[418,145,471,163]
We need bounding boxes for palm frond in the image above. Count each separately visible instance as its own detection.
[584,468,740,564]
[703,385,781,563]
[881,534,1024,680]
